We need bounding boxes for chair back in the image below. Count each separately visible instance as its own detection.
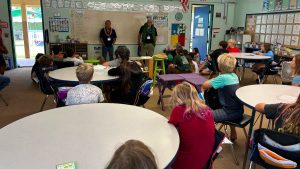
[250,129,300,169]
[134,79,153,106]
[35,66,54,95]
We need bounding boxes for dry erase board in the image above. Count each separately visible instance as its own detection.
[246,11,300,48]
[71,10,168,45]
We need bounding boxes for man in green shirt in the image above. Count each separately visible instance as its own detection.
[138,17,158,56]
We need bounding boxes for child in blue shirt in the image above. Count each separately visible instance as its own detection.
[291,54,300,86]
[202,53,244,141]
[253,43,274,60]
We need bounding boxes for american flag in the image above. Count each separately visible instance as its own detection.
[180,0,189,12]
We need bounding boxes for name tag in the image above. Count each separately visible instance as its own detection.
[107,37,111,41]
[147,35,151,40]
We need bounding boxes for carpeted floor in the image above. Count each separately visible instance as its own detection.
[0,67,277,168]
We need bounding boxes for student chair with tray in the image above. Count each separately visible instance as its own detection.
[249,128,300,169]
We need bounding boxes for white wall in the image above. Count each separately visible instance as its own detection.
[234,0,264,27]
[42,0,236,59]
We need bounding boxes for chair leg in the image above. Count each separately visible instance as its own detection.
[40,95,49,112]
[249,161,255,169]
[224,125,239,165]
[259,113,264,129]
[0,94,8,106]
[272,75,277,84]
[243,128,248,138]
[218,124,224,131]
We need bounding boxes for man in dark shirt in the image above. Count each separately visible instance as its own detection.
[99,20,117,61]
[138,17,157,56]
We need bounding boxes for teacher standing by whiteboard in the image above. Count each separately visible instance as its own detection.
[138,17,157,56]
[99,20,117,61]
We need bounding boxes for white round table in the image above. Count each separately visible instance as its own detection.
[48,66,118,83]
[0,104,179,169]
[236,84,300,108]
[236,84,300,169]
[230,52,271,60]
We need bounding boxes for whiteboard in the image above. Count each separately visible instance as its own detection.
[71,10,168,44]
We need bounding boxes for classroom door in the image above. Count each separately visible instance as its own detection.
[190,5,213,61]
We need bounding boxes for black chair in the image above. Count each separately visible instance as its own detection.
[253,60,281,84]
[249,129,300,169]
[53,61,74,69]
[218,114,252,165]
[133,79,153,107]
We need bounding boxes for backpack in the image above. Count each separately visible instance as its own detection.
[204,88,222,110]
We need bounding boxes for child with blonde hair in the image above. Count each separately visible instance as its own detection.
[226,39,240,53]
[106,140,158,169]
[202,53,244,141]
[169,82,215,169]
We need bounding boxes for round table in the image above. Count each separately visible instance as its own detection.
[236,84,300,169]
[230,52,271,60]
[48,66,118,83]
[0,104,179,169]
[236,84,300,108]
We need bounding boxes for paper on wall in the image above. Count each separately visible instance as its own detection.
[262,15,267,24]
[287,13,295,23]
[267,15,273,24]
[272,24,279,34]
[261,25,266,33]
[198,18,204,23]
[273,14,280,23]
[280,14,287,23]
[260,34,265,43]
[285,25,293,34]
[277,35,284,44]
[291,36,299,46]
[278,25,285,34]
[284,35,291,45]
[266,25,272,33]
[195,28,204,36]
[256,15,262,24]
[256,25,261,33]
[271,35,278,44]
[265,35,271,43]
[295,13,300,23]
[292,25,300,34]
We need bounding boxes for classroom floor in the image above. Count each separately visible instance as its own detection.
[0,67,279,169]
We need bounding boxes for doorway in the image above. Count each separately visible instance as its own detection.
[11,0,44,67]
[190,4,213,61]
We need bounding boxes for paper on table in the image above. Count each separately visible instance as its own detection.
[94,65,107,71]
[277,95,297,103]
[222,137,233,145]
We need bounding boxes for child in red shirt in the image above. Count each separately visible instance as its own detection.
[168,82,215,169]
[226,39,240,53]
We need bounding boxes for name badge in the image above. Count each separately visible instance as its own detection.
[147,35,151,40]
[107,37,111,41]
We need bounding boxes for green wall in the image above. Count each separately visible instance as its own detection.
[234,0,264,27]
[42,0,236,59]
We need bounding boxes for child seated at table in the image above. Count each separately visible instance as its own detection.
[226,39,240,53]
[169,82,215,169]
[199,41,228,74]
[102,46,129,67]
[202,53,244,141]
[291,54,300,86]
[108,47,144,105]
[106,140,158,169]
[253,43,274,59]
[63,48,84,66]
[66,63,104,105]
[255,93,300,136]
[167,46,191,74]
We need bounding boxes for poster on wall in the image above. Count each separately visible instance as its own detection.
[290,0,297,9]
[282,0,290,10]
[275,0,283,10]
[49,17,69,32]
[269,0,276,10]
[171,23,186,47]
[291,36,299,46]
[153,15,168,28]
[263,0,270,11]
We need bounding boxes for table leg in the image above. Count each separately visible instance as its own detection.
[242,108,256,169]
[242,60,246,81]
[157,80,167,111]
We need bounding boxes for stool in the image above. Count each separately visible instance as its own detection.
[218,114,252,166]
[153,58,166,86]
[84,60,100,65]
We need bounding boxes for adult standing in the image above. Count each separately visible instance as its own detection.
[138,17,158,56]
[99,20,117,61]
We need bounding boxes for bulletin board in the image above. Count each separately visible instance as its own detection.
[71,10,168,45]
[246,11,300,48]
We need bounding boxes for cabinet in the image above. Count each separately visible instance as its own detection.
[49,43,88,59]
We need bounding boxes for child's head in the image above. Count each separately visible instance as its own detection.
[277,94,300,136]
[35,53,44,61]
[227,39,236,48]
[291,54,300,75]
[193,48,199,54]
[66,48,75,58]
[115,46,130,62]
[261,43,271,52]
[76,63,94,84]
[219,41,228,49]
[38,55,53,67]
[217,53,237,73]
[171,82,207,116]
[52,45,61,55]
[106,140,158,169]
[176,46,184,56]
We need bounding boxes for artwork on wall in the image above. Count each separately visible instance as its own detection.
[49,17,69,32]
[246,11,300,47]
[171,23,186,47]
[153,15,168,28]
[263,0,300,11]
